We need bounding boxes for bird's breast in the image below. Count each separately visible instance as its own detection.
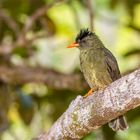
[80,49,112,89]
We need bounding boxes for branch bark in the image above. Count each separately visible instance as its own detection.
[34,69,140,140]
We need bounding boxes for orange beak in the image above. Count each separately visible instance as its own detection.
[67,42,79,48]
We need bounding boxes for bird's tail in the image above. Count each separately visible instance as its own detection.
[108,115,128,131]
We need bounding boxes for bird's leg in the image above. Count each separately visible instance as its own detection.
[84,87,98,97]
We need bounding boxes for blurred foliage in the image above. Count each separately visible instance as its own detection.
[0,0,140,140]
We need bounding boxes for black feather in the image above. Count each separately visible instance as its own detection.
[76,28,93,42]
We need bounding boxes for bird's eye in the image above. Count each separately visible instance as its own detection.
[82,40,86,43]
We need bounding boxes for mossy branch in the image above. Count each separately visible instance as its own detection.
[34,69,140,140]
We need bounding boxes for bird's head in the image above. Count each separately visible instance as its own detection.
[67,29,97,50]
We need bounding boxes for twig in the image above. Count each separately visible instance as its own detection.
[23,0,66,34]
[34,69,140,140]
[86,0,94,31]
[0,8,20,37]
[16,0,65,50]
[69,1,81,30]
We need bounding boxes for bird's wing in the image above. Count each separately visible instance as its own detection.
[104,48,121,81]
[79,62,83,73]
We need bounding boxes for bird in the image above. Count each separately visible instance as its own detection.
[67,28,128,131]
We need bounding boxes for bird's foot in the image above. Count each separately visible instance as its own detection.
[84,87,98,97]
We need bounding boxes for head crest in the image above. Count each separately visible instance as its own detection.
[76,29,93,42]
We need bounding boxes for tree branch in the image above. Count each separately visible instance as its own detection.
[34,69,140,140]
[0,65,87,91]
